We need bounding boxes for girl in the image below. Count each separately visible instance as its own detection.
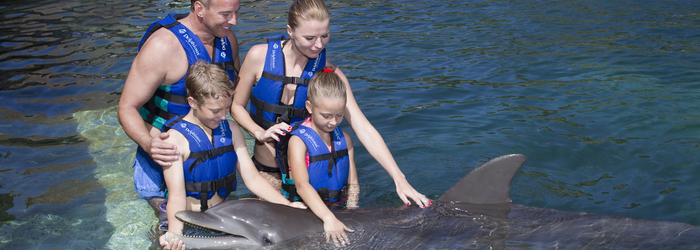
[230,0,430,209]
[279,68,358,247]
[158,61,304,250]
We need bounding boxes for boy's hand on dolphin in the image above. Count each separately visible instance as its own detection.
[148,132,180,167]
[288,201,307,209]
[160,232,185,250]
[324,218,354,247]
[256,122,291,142]
[396,180,431,208]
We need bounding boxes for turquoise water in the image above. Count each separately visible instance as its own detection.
[1,0,699,248]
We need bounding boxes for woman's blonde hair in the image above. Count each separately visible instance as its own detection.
[288,0,330,30]
[185,61,235,104]
[307,67,346,106]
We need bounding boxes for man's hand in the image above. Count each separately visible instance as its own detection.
[147,132,180,167]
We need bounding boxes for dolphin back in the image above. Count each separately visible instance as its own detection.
[438,154,526,204]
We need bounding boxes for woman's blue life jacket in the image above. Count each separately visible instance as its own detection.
[163,115,238,212]
[276,121,349,203]
[248,35,326,130]
[138,14,237,130]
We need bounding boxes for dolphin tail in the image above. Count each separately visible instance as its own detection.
[438,154,526,204]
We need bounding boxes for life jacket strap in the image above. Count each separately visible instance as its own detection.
[187,144,235,172]
[308,149,349,174]
[162,114,186,133]
[261,71,310,86]
[316,187,344,202]
[281,182,298,202]
[249,95,308,129]
[141,94,181,129]
[184,172,237,212]
[216,61,237,72]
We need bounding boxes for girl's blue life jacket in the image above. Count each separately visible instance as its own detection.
[276,121,349,202]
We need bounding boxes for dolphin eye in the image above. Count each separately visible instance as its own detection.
[262,236,273,246]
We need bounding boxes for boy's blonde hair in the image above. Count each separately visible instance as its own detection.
[307,67,346,105]
[288,0,330,30]
[185,61,235,104]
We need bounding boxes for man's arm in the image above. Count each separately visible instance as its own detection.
[117,29,185,167]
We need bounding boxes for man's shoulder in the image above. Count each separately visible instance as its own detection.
[140,28,181,53]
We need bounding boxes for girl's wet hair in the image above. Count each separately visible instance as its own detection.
[288,0,330,30]
[307,67,346,105]
[185,61,235,104]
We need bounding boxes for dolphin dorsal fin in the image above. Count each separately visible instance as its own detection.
[438,154,526,204]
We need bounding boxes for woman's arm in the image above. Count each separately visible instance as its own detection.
[229,121,304,207]
[230,44,291,143]
[288,136,353,247]
[344,131,359,209]
[327,61,430,208]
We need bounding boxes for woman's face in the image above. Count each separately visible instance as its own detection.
[288,18,330,59]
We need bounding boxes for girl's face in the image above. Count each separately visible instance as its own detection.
[287,18,330,59]
[189,96,232,130]
[306,97,345,134]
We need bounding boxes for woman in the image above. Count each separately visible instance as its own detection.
[230,0,430,208]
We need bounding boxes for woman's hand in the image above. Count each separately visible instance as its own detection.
[395,180,431,208]
[160,231,185,250]
[323,217,354,247]
[254,122,291,142]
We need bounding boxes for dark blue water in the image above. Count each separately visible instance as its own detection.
[1,0,699,248]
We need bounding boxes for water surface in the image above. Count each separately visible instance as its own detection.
[0,0,699,248]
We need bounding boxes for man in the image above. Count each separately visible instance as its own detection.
[117,0,240,215]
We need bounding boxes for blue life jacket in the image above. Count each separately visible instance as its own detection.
[138,14,237,130]
[249,35,326,129]
[164,115,238,212]
[277,121,349,202]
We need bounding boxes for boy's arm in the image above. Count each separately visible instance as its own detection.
[344,131,359,209]
[161,131,188,235]
[229,121,304,208]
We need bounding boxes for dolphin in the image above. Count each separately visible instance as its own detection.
[164,154,700,249]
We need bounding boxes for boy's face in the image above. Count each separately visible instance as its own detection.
[192,95,232,130]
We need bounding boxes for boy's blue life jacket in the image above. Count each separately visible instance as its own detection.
[249,35,326,129]
[276,121,349,202]
[138,14,237,130]
[164,115,238,212]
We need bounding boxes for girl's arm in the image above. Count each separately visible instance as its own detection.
[288,136,353,247]
[328,60,430,208]
[229,121,304,208]
[344,131,359,209]
[230,44,291,143]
